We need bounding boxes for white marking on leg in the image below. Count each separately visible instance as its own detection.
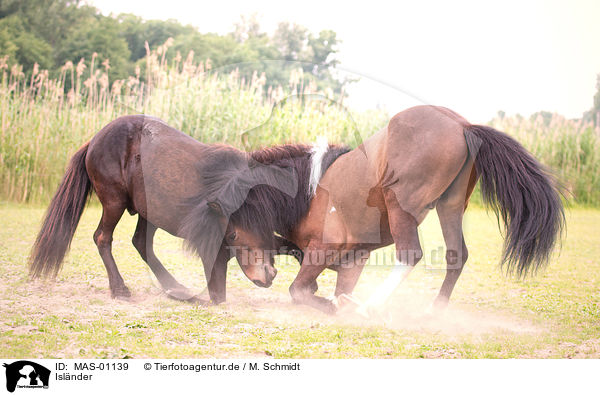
[360,260,413,311]
[330,206,336,213]
[309,135,329,196]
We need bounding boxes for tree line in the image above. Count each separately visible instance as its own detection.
[0,0,346,93]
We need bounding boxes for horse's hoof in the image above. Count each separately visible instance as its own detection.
[336,294,363,315]
[187,296,211,306]
[355,305,391,324]
[423,301,447,319]
[356,305,376,319]
[322,296,339,315]
[309,281,319,294]
[333,294,374,319]
[165,286,197,301]
[111,286,132,299]
[324,303,338,315]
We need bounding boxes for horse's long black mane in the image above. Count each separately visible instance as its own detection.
[238,143,349,238]
[241,144,349,238]
[179,142,349,263]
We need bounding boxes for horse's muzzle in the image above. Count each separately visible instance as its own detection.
[252,265,277,288]
[252,279,272,288]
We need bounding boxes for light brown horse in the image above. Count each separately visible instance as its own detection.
[29,114,348,303]
[215,105,564,314]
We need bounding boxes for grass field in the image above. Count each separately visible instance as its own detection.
[0,203,598,358]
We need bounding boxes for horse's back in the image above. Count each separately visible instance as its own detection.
[86,115,211,235]
[316,105,472,241]
[86,115,144,183]
[386,105,468,152]
[86,114,204,184]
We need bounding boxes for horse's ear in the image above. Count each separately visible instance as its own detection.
[207,201,224,216]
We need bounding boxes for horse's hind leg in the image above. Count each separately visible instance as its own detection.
[346,191,421,314]
[343,189,422,311]
[433,200,468,310]
[94,201,130,298]
[132,216,196,301]
[432,163,475,310]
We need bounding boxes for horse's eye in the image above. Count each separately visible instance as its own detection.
[228,232,237,241]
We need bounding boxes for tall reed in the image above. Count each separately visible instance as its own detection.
[1,42,598,205]
[489,114,600,206]
[0,42,386,203]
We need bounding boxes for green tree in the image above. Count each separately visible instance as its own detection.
[583,74,600,125]
[116,13,147,61]
[593,74,600,123]
[273,22,307,62]
[173,32,239,66]
[56,16,131,80]
[0,27,18,61]
[0,1,348,94]
[0,15,52,71]
[306,30,339,70]
[0,0,97,53]
[232,14,264,43]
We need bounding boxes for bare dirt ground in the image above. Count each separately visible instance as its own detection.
[1,205,599,358]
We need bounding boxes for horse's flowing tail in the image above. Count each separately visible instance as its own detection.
[29,143,92,278]
[464,125,564,277]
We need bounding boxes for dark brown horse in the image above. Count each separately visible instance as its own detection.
[29,114,348,303]
[208,105,564,314]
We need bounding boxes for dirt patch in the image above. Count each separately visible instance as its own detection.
[1,272,544,359]
[3,273,540,338]
[220,287,540,336]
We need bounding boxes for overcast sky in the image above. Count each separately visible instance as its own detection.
[90,0,600,123]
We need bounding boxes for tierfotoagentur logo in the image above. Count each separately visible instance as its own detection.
[2,361,50,393]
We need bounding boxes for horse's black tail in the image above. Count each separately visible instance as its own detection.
[464,125,565,277]
[29,143,92,278]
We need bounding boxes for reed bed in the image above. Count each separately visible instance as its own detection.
[0,41,598,205]
[489,114,600,205]
[0,42,386,203]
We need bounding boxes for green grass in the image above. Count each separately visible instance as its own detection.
[1,203,598,358]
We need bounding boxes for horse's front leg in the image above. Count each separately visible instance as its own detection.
[274,236,318,294]
[274,235,304,264]
[205,244,230,304]
[289,243,336,314]
[333,249,370,297]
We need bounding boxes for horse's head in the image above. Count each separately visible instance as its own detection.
[184,149,306,289]
[204,201,278,288]
[223,222,278,288]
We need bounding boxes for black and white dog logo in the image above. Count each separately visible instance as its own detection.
[2,361,50,392]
